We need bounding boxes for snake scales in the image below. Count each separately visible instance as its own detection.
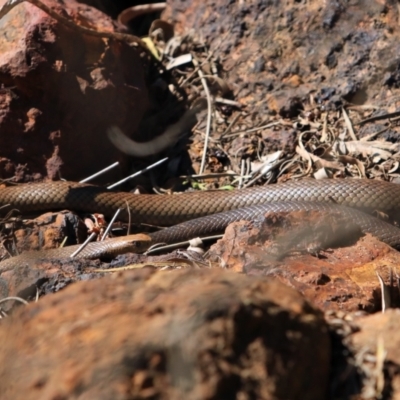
[0,179,400,271]
[0,5,396,266]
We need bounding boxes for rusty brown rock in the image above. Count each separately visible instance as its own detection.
[0,210,91,302]
[2,211,87,254]
[0,254,106,306]
[0,268,330,399]
[208,210,400,312]
[163,0,400,116]
[0,0,148,183]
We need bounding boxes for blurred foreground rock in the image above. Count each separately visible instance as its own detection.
[349,309,400,398]
[0,268,330,400]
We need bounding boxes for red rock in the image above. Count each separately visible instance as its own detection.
[0,0,148,183]
[0,210,89,303]
[208,210,400,313]
[163,0,399,114]
[0,268,330,399]
[1,210,86,254]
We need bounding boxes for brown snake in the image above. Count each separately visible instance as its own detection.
[1,4,400,269]
[1,179,400,272]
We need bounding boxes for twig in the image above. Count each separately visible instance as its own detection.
[118,2,166,26]
[375,336,386,397]
[238,159,245,189]
[192,58,213,174]
[222,121,283,139]
[125,201,132,236]
[145,234,223,254]
[100,209,121,241]
[320,113,328,142]
[220,113,241,138]
[179,172,238,180]
[178,41,222,88]
[292,131,314,179]
[70,232,97,258]
[342,107,357,141]
[107,157,168,189]
[214,97,242,108]
[59,236,68,248]
[243,160,283,189]
[0,296,28,306]
[193,129,219,144]
[355,110,400,125]
[80,162,119,183]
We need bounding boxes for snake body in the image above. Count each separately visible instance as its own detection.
[0,234,152,273]
[2,6,396,267]
[1,178,400,271]
[1,179,400,225]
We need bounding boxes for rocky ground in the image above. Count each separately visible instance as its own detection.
[1,0,400,399]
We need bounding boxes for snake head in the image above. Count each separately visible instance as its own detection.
[127,233,152,253]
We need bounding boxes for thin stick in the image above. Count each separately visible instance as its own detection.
[241,159,285,189]
[214,97,242,108]
[238,159,245,189]
[118,2,166,26]
[125,201,132,235]
[59,236,68,248]
[193,58,213,174]
[0,296,28,306]
[100,208,121,241]
[70,232,97,258]
[342,107,357,141]
[107,157,168,189]
[179,172,238,180]
[222,121,283,139]
[220,113,241,138]
[80,162,119,183]
[145,234,223,254]
[355,110,400,125]
[179,47,218,88]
